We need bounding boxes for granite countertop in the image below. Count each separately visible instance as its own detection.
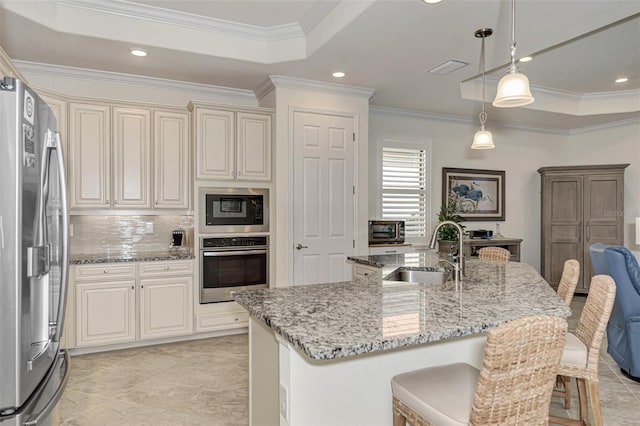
[69,251,195,264]
[234,254,571,361]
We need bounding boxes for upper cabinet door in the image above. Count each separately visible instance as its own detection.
[69,103,111,209]
[196,109,235,180]
[113,107,152,209]
[236,112,272,181]
[154,110,190,209]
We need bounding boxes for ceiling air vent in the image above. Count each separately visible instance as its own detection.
[428,59,469,75]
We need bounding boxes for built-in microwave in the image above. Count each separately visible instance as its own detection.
[368,220,405,245]
[199,187,268,233]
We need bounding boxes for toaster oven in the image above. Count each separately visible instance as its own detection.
[368,220,405,245]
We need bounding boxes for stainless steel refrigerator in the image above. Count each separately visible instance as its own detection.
[0,77,69,425]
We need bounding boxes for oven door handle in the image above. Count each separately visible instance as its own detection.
[202,250,268,257]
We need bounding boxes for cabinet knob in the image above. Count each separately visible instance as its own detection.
[131,286,134,290]
[105,200,109,204]
[164,267,170,271]
[103,270,108,274]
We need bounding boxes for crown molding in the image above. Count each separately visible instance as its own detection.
[268,75,375,99]
[14,60,257,104]
[52,0,304,41]
[569,116,640,135]
[369,105,571,135]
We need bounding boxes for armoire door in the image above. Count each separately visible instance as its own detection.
[582,173,625,290]
[543,175,583,288]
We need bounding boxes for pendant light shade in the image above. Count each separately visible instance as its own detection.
[492,0,534,108]
[471,128,495,149]
[493,68,534,107]
[471,28,495,150]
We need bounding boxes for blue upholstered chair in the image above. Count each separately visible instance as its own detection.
[589,243,640,381]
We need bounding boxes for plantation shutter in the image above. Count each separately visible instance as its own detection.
[381,146,427,237]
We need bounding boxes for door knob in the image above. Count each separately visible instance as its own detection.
[296,243,308,250]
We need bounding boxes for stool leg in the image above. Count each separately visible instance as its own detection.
[393,409,406,426]
[588,380,602,426]
[576,378,589,425]
[562,376,571,409]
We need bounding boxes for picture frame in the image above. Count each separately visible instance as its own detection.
[442,167,505,221]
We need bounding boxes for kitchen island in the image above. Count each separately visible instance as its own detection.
[234,253,571,426]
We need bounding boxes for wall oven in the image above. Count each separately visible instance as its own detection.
[199,187,268,233]
[200,236,268,303]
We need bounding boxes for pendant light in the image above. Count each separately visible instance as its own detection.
[471,28,495,150]
[493,0,534,107]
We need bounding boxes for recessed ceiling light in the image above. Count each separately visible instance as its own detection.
[130,49,148,57]
[332,71,346,78]
[519,56,533,63]
[423,0,443,3]
[615,77,628,83]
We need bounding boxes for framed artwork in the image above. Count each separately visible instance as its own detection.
[442,167,505,221]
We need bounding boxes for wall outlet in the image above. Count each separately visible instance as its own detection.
[144,222,154,234]
[279,383,289,421]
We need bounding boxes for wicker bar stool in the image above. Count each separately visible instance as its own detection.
[553,259,580,408]
[557,259,580,306]
[549,275,616,426]
[391,315,567,426]
[477,246,510,262]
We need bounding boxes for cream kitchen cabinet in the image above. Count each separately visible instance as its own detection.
[69,102,111,209]
[190,104,272,181]
[153,110,190,209]
[74,263,137,347]
[73,260,194,348]
[352,263,382,282]
[68,102,190,211]
[112,107,152,209]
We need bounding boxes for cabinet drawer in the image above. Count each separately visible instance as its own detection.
[196,311,249,333]
[138,260,193,277]
[73,263,136,281]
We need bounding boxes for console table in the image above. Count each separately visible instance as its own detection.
[439,238,523,262]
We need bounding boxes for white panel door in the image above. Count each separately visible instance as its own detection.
[236,112,272,181]
[68,103,111,209]
[196,108,235,180]
[139,276,193,340]
[154,110,190,209]
[293,112,355,285]
[112,107,151,208]
[75,280,136,347]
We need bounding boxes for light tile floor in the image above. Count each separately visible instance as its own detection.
[53,297,639,425]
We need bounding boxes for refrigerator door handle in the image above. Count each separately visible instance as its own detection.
[47,131,69,343]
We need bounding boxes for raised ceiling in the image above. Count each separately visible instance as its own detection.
[0,0,638,131]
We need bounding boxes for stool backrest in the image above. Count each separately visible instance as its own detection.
[470,315,567,426]
[478,246,510,262]
[557,259,580,306]
[575,275,616,372]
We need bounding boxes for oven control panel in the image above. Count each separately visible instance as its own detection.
[201,236,268,249]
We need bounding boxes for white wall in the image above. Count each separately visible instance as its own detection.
[567,120,640,256]
[369,107,572,270]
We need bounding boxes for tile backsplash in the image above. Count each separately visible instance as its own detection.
[70,215,194,256]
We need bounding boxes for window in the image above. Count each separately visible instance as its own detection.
[381,144,429,238]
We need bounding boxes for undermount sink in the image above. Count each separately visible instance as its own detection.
[384,267,450,285]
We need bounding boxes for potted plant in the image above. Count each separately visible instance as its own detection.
[437,198,465,254]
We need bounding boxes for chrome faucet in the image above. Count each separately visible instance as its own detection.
[429,220,464,281]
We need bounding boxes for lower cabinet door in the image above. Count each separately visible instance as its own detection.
[139,276,193,340]
[76,280,136,347]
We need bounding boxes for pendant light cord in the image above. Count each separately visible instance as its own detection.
[479,33,487,128]
[509,0,517,70]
